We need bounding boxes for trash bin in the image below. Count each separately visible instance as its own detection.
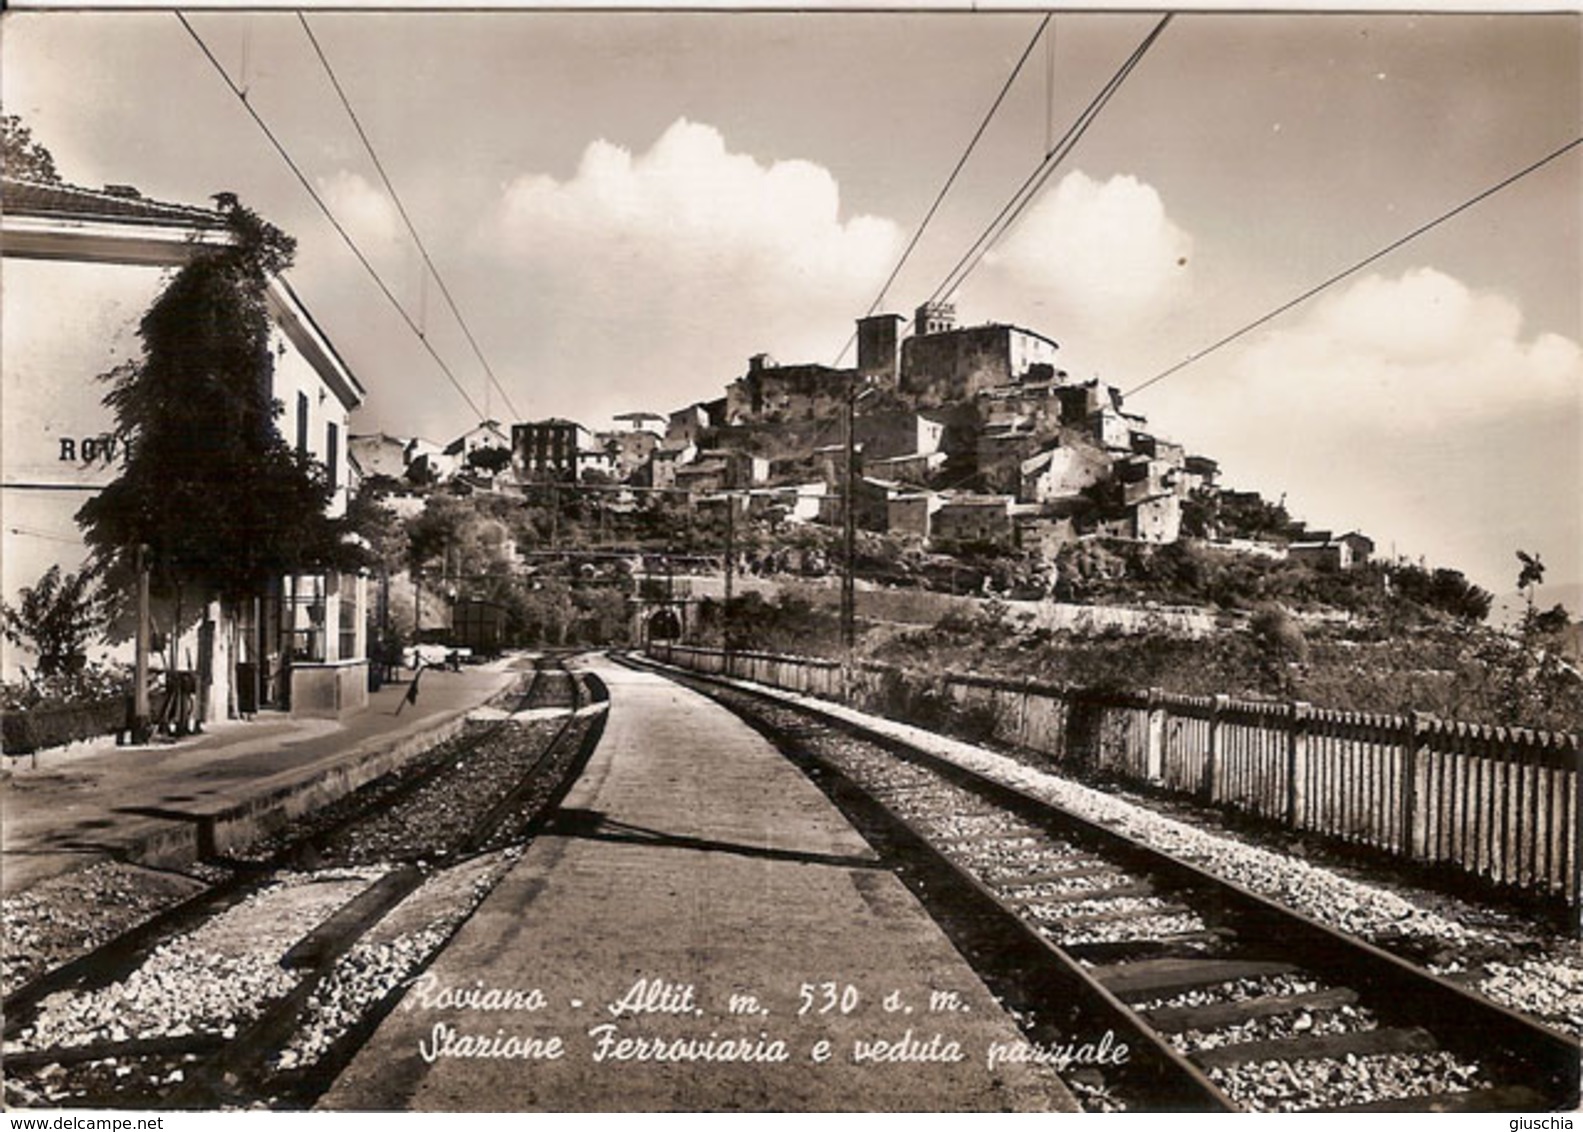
[236,663,259,714]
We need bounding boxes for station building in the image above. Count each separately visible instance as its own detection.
[1,177,370,721]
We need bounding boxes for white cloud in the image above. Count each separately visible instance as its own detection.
[1144,266,1581,591]
[973,170,1193,343]
[316,170,404,253]
[478,118,902,422]
[1227,267,1579,430]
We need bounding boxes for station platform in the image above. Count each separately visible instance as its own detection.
[1,659,522,896]
[319,654,1080,1112]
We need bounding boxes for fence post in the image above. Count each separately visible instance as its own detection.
[1204,694,1229,804]
[1287,701,1311,829]
[1019,677,1034,751]
[1401,712,1431,860]
[1146,687,1166,785]
[1573,734,1582,938]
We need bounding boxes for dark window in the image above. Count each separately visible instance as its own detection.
[296,392,309,455]
[326,421,339,491]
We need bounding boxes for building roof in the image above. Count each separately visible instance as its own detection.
[517,417,587,430]
[939,494,1014,509]
[912,319,1060,351]
[3,177,227,228]
[5,178,365,409]
[4,177,233,267]
[443,420,508,455]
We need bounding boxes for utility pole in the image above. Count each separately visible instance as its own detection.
[131,543,151,744]
[380,565,391,665]
[549,483,559,551]
[841,376,858,654]
[413,568,422,643]
[724,492,735,654]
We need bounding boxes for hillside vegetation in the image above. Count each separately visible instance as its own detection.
[684,545,1581,735]
[351,484,1580,735]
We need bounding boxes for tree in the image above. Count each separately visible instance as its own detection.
[1250,603,1307,695]
[77,198,359,606]
[466,445,513,476]
[1517,550,1545,613]
[2,114,61,183]
[1,566,104,676]
[1388,563,1492,623]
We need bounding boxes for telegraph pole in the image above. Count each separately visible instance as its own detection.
[841,377,857,653]
[131,543,151,744]
[724,492,735,654]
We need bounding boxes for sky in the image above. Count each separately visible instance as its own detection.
[2,7,1579,601]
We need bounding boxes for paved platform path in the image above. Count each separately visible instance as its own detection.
[320,655,1078,1112]
[2,661,521,895]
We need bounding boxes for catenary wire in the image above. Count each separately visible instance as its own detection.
[928,14,1172,309]
[176,12,488,425]
[833,14,1052,367]
[1124,135,1583,399]
[298,13,521,422]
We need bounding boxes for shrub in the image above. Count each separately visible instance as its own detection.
[0,565,105,676]
[0,662,131,713]
[2,696,126,755]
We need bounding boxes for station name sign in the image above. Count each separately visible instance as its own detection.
[58,434,121,465]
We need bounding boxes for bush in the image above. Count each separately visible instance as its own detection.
[2,696,126,754]
[0,662,131,712]
[1,565,105,676]
[1389,563,1492,622]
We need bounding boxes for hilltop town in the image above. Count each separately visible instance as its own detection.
[2,157,1568,746]
[352,299,1375,593]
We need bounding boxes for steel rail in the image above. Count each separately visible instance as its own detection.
[630,653,1581,1113]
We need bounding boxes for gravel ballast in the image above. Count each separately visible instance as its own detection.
[734,674,1583,1040]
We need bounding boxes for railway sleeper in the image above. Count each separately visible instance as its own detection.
[3,1033,230,1072]
[1094,957,1300,1001]
[1142,987,1362,1032]
[1189,1024,1438,1070]
[1327,1084,1548,1113]
[1027,902,1196,929]
[1003,881,1159,907]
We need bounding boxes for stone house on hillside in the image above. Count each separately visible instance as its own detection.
[639,442,697,491]
[898,301,1061,409]
[1094,493,1183,544]
[888,490,943,539]
[349,432,409,482]
[1091,404,1148,451]
[933,495,1016,549]
[727,355,853,424]
[593,428,662,481]
[512,418,594,483]
[1020,443,1110,503]
[444,419,510,467]
[1288,531,1376,571]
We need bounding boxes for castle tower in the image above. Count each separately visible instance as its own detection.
[914,300,956,336]
[855,313,903,383]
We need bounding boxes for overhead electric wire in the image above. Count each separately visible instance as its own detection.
[834,13,1052,367]
[7,525,82,545]
[298,13,521,422]
[926,13,1173,309]
[1124,135,1583,399]
[176,12,488,424]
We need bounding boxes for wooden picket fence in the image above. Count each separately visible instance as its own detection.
[648,642,1582,924]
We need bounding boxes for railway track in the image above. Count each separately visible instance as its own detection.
[631,654,1581,1113]
[3,654,607,1111]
